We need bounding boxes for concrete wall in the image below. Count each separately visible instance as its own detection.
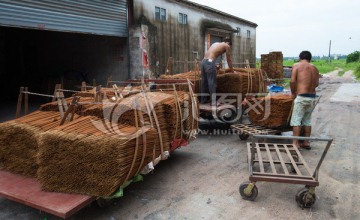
[130,0,257,77]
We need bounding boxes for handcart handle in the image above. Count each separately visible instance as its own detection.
[251,134,332,142]
[250,134,333,181]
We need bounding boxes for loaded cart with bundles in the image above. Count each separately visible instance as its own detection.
[232,93,320,140]
[0,80,199,218]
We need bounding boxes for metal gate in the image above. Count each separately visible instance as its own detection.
[0,0,127,37]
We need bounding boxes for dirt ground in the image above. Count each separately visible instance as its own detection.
[0,70,359,220]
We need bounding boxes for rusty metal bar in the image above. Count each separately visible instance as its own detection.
[253,134,332,142]
[251,172,314,180]
[283,144,302,175]
[273,143,290,175]
[313,139,333,180]
[264,143,277,174]
[292,144,313,177]
[249,175,319,186]
[255,143,265,173]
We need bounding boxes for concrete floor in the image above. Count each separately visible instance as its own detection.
[1,73,359,219]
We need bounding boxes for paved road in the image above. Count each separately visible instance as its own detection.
[0,73,359,220]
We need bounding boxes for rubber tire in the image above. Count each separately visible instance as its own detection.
[239,133,250,140]
[239,181,258,201]
[295,187,316,208]
[217,108,237,124]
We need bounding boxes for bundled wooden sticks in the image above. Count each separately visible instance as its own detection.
[0,85,199,197]
[39,97,94,112]
[37,116,159,197]
[160,68,267,97]
[247,94,294,128]
[261,52,283,79]
[0,111,73,177]
[217,68,267,95]
[160,71,201,93]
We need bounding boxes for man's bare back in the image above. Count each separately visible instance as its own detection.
[291,60,320,96]
[204,42,233,70]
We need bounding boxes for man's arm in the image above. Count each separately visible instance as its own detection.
[225,44,233,71]
[290,66,297,98]
[314,67,320,87]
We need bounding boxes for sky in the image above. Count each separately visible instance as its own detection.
[189,0,360,58]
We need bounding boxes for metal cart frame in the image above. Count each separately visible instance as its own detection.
[231,123,292,140]
[239,134,333,208]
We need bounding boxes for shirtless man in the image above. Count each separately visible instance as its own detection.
[201,37,233,104]
[290,51,320,149]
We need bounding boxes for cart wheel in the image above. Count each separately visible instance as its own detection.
[239,133,249,140]
[218,108,237,123]
[97,198,115,208]
[239,181,258,201]
[295,187,316,208]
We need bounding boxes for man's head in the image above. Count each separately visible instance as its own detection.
[224,36,232,46]
[299,51,312,62]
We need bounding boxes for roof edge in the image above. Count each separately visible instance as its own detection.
[175,0,258,28]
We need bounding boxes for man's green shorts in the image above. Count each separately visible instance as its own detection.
[290,96,316,126]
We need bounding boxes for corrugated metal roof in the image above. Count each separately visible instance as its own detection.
[0,0,128,36]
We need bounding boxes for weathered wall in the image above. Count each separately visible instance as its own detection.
[131,0,257,76]
[129,16,158,79]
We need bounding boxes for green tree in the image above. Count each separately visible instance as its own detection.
[346,51,360,63]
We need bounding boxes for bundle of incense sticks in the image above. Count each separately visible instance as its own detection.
[247,94,294,128]
[0,110,75,177]
[217,69,267,96]
[103,92,176,154]
[37,116,159,197]
[159,71,201,93]
[39,96,94,112]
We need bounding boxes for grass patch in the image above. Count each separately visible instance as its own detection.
[283,60,296,67]
[283,59,359,76]
[269,59,359,80]
[338,70,345,76]
[354,64,360,79]
[312,60,343,74]
[282,78,291,89]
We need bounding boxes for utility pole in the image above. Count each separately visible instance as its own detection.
[328,40,331,63]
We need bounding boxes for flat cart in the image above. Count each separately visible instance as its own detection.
[0,170,97,219]
[232,95,321,140]
[239,135,333,208]
[231,123,292,140]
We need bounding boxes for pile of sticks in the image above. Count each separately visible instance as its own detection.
[261,52,283,79]
[0,111,77,177]
[0,84,198,197]
[217,68,267,96]
[247,94,294,128]
[160,71,201,93]
[37,116,159,197]
[160,68,267,98]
